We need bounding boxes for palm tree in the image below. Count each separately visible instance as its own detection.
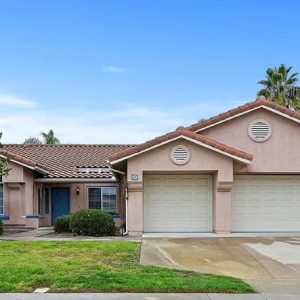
[40,130,60,145]
[24,137,43,144]
[257,64,300,110]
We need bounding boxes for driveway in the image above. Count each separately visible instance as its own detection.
[140,237,300,294]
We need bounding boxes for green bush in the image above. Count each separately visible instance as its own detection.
[54,215,72,233]
[0,220,3,236]
[70,209,116,237]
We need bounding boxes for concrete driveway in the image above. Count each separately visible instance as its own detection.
[140,237,300,294]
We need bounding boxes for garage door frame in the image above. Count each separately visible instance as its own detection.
[143,174,213,233]
[232,174,300,232]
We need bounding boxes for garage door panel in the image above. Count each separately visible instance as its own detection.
[233,175,300,232]
[144,175,212,232]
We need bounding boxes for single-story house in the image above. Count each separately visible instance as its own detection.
[1,96,300,235]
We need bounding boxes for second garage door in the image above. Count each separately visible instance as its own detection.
[144,174,212,232]
[232,175,300,232]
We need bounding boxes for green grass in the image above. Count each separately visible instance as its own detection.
[0,241,254,293]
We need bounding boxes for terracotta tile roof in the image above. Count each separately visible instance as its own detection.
[2,144,135,179]
[109,128,253,163]
[187,97,300,132]
[0,149,47,172]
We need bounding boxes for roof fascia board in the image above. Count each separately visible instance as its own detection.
[182,136,251,164]
[110,135,251,165]
[0,154,35,170]
[34,178,117,183]
[0,154,49,174]
[195,105,300,133]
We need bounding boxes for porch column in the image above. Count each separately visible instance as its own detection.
[127,181,143,236]
[214,181,233,234]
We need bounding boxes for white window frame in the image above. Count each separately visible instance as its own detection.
[87,186,118,213]
[0,177,4,215]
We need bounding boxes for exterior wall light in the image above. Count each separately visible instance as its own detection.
[76,186,80,195]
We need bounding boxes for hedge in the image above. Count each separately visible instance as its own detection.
[70,209,116,237]
[53,215,72,233]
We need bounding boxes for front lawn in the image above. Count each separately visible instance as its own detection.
[0,241,254,293]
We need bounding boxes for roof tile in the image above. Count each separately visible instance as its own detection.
[3,144,135,179]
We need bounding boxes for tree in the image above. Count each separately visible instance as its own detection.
[257,64,300,110]
[24,137,43,144]
[0,133,9,176]
[40,130,60,144]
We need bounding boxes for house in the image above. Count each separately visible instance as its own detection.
[1,96,300,235]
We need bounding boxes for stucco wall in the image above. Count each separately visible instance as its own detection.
[2,160,121,227]
[2,162,28,226]
[202,108,300,173]
[127,139,233,181]
[126,139,234,234]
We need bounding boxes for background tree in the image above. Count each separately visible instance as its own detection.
[0,133,10,176]
[24,137,43,145]
[257,64,300,110]
[40,130,60,144]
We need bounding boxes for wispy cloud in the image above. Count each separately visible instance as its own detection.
[0,93,36,108]
[102,65,128,73]
[0,100,236,144]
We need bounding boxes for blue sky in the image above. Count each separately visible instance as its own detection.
[0,0,300,143]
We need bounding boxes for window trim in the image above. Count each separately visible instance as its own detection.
[38,187,50,216]
[87,186,118,213]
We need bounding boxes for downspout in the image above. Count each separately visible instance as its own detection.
[106,161,128,236]
[123,187,129,235]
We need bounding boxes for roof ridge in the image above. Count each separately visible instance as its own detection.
[4,144,135,147]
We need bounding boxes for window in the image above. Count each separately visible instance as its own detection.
[0,177,3,215]
[88,187,117,213]
[38,188,50,215]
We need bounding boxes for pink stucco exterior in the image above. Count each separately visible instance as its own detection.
[1,162,120,228]
[126,140,235,235]
[202,108,300,173]
[121,106,300,235]
[2,101,300,235]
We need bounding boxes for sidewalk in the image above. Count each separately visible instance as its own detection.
[0,293,299,300]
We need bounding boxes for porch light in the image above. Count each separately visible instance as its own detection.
[76,186,80,195]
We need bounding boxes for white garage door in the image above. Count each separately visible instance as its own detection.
[144,175,212,232]
[232,175,300,232]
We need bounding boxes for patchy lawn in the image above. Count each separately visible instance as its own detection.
[0,241,254,293]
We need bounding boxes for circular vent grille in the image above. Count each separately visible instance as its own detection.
[248,120,272,142]
[170,145,191,165]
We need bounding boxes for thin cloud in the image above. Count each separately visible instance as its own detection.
[0,93,36,108]
[0,101,236,144]
[102,65,128,73]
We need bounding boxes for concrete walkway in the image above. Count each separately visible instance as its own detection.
[0,293,299,300]
[0,228,140,242]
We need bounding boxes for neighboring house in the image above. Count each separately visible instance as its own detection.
[1,96,300,235]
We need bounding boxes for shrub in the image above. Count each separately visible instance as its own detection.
[0,220,3,236]
[70,209,116,237]
[54,215,72,233]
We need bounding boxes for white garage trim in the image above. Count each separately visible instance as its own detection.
[232,175,300,232]
[144,174,212,233]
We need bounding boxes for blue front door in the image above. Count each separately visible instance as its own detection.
[51,188,70,224]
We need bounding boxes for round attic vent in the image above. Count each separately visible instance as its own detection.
[170,145,191,165]
[248,120,272,142]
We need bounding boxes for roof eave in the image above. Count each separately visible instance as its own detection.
[194,105,300,133]
[109,135,253,165]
